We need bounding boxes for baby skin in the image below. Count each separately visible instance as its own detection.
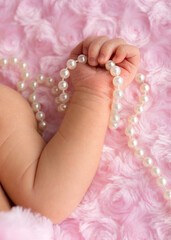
[0,36,140,224]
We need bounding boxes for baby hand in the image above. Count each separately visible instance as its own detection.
[69,36,140,100]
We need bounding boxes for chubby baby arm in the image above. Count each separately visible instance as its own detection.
[33,90,111,223]
[0,36,140,224]
[0,83,110,224]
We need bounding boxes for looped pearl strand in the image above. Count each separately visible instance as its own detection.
[0,55,170,205]
[0,56,88,134]
[58,54,87,112]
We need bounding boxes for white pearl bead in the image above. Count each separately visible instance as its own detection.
[58,80,68,91]
[109,121,118,130]
[66,59,77,69]
[156,176,167,187]
[77,54,87,63]
[59,93,69,102]
[10,57,18,64]
[58,104,67,112]
[19,62,27,70]
[128,138,138,148]
[140,83,150,93]
[110,66,121,76]
[139,94,149,104]
[37,74,45,84]
[134,104,144,114]
[55,96,60,105]
[112,102,122,112]
[110,113,120,122]
[113,89,124,99]
[32,102,41,112]
[128,115,139,125]
[135,73,145,84]
[105,60,115,70]
[151,166,161,177]
[163,190,171,200]
[38,120,47,131]
[51,86,59,96]
[16,81,26,91]
[113,76,123,87]
[36,111,45,121]
[29,81,38,91]
[134,148,144,158]
[143,157,153,167]
[45,77,54,87]
[2,58,8,66]
[60,68,70,79]
[28,93,37,103]
[125,126,135,137]
[22,72,30,80]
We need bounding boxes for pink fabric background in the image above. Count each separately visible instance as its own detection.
[0,0,171,239]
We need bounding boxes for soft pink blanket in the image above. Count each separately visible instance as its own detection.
[0,0,171,239]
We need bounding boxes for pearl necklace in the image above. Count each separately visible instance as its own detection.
[0,55,171,205]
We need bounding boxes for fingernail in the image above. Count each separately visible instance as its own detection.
[98,54,105,62]
[89,57,97,65]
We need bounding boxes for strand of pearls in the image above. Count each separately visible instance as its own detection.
[127,74,171,203]
[106,60,123,130]
[102,60,171,204]
[0,55,170,204]
[0,56,85,134]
